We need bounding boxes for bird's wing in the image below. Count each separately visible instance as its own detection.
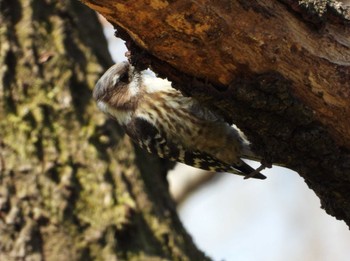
[124,117,266,180]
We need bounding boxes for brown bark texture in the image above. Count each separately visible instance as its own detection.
[80,0,350,226]
[0,0,209,260]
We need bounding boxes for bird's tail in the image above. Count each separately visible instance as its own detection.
[231,160,266,180]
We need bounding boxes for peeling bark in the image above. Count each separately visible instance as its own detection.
[0,1,209,260]
[80,0,350,227]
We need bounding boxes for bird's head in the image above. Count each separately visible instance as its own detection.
[93,61,135,101]
[93,61,141,124]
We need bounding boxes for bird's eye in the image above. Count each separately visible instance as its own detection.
[119,72,129,83]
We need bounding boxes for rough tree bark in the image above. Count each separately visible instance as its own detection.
[80,0,350,227]
[0,0,209,260]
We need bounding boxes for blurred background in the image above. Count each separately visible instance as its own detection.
[100,17,350,261]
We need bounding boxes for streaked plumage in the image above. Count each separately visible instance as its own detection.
[93,61,266,179]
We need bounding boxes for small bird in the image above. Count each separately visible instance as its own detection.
[93,61,266,179]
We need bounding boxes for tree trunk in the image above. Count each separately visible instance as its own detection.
[80,0,350,227]
[0,1,209,260]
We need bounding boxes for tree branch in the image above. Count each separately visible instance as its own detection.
[80,0,350,226]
